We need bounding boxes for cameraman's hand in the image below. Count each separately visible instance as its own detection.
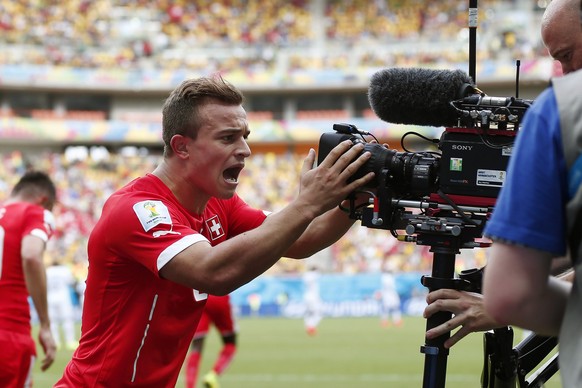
[296,141,374,217]
[424,289,501,348]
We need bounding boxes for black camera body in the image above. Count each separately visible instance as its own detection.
[437,129,515,201]
[317,120,522,235]
[318,124,516,201]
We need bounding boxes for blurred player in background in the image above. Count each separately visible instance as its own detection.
[46,258,78,350]
[379,264,402,328]
[55,75,374,386]
[185,294,237,388]
[303,265,322,335]
[0,171,57,386]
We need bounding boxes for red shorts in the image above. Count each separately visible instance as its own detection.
[194,294,236,338]
[0,330,36,388]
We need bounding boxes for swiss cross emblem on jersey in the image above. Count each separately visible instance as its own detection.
[205,215,225,241]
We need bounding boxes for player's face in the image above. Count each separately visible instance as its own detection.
[186,101,251,199]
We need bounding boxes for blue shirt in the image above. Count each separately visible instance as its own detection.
[484,87,568,256]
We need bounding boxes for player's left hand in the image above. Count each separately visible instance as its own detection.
[38,325,57,371]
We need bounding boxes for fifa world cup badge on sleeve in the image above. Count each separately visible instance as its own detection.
[133,200,173,232]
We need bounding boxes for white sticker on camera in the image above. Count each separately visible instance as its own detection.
[476,169,505,187]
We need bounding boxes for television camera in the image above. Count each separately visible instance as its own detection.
[317,73,558,388]
[318,83,532,240]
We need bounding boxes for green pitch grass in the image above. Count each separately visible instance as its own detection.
[33,316,561,387]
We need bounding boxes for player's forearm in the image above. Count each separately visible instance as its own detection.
[285,206,355,258]
[23,257,51,327]
[163,199,316,294]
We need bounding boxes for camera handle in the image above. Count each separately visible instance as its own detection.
[419,243,465,388]
[481,328,558,387]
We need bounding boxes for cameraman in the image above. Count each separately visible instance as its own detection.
[542,0,582,75]
[483,72,582,385]
[423,0,582,350]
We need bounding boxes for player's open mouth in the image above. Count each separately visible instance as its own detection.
[223,166,243,184]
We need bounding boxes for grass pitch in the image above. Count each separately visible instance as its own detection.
[33,316,561,387]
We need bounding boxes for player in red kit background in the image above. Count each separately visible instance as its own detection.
[0,171,57,387]
[185,294,237,388]
[55,75,374,387]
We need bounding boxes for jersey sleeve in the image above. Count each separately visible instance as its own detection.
[484,88,568,256]
[23,206,55,242]
[99,194,208,275]
[224,194,268,237]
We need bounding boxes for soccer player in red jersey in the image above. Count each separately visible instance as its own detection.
[185,294,237,388]
[55,75,374,387]
[0,171,57,387]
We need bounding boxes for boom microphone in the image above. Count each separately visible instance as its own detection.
[368,67,476,127]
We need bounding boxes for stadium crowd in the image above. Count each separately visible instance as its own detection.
[0,0,510,287]
[0,148,488,282]
[0,0,540,73]
[0,0,526,289]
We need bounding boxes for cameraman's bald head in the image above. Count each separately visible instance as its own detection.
[541,0,582,74]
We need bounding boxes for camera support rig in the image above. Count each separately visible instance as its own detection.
[347,172,493,388]
[395,211,488,388]
[345,178,559,387]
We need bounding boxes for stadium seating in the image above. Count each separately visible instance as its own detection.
[30,110,107,121]
[295,110,349,120]
[0,0,534,74]
[246,111,275,121]
[0,0,537,277]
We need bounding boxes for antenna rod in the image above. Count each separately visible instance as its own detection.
[515,59,521,98]
[468,0,478,83]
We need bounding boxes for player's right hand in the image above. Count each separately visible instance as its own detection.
[297,141,374,217]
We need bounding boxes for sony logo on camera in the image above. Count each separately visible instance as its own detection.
[451,144,473,151]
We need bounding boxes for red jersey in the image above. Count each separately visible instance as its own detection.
[194,294,236,338]
[0,202,55,335]
[57,174,266,387]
